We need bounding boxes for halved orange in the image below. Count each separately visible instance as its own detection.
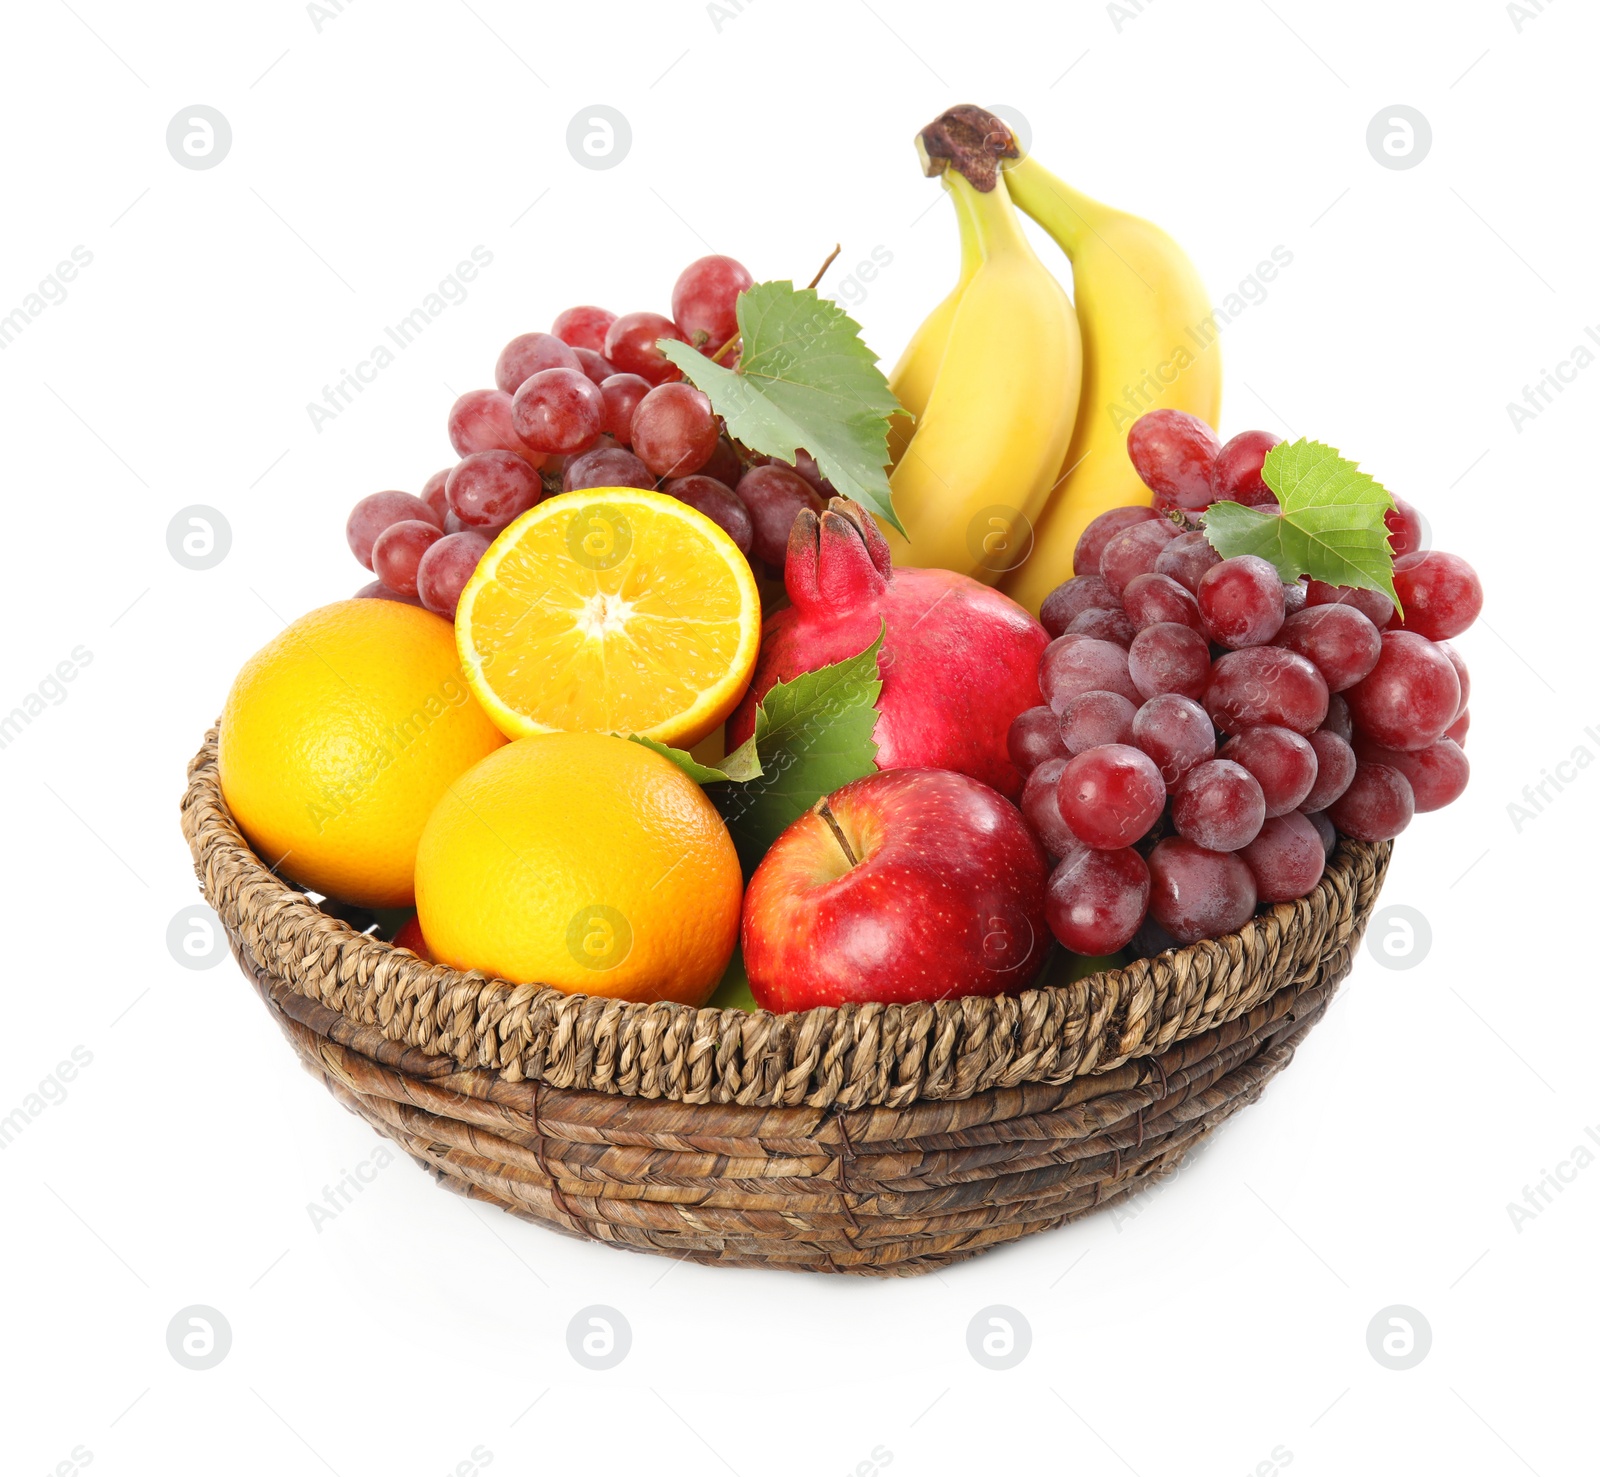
[455,486,761,746]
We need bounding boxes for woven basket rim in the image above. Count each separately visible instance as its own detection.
[182,727,1389,1110]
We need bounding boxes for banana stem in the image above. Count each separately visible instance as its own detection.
[1003,155,1108,259]
[945,168,1032,264]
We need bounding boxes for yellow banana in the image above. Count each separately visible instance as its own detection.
[883,165,1081,586]
[1000,151,1222,613]
[885,177,981,466]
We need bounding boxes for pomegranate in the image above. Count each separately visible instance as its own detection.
[726,498,1049,798]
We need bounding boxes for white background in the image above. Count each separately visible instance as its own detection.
[2,1,1594,1472]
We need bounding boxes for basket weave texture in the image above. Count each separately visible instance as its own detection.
[183,730,1389,1274]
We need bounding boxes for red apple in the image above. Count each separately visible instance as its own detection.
[741,769,1050,1011]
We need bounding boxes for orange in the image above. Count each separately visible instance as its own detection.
[414,732,741,1004]
[455,486,760,747]
[218,599,505,908]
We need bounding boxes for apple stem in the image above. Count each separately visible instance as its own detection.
[816,801,859,869]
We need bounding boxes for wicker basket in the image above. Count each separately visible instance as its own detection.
[182,729,1389,1276]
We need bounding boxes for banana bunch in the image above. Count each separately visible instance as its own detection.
[888,105,1222,612]
[882,122,1080,585]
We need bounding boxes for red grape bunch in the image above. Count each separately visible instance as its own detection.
[343,253,838,617]
[1012,407,1480,960]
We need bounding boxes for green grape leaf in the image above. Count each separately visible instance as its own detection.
[629,733,762,784]
[706,940,758,1012]
[710,625,884,874]
[1202,439,1400,609]
[658,281,905,534]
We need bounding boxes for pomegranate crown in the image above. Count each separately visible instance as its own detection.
[785,497,894,616]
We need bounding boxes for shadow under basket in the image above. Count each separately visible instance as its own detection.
[182,730,1389,1277]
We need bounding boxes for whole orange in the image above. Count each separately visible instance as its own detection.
[218,599,505,908]
[414,732,741,1004]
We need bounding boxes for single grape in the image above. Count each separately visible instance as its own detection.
[511,367,606,455]
[1046,847,1151,955]
[1210,429,1282,507]
[1301,728,1357,813]
[448,388,540,463]
[1127,409,1222,514]
[1353,735,1470,812]
[1129,913,1181,960]
[573,347,615,384]
[1153,528,1222,594]
[1322,692,1354,744]
[445,450,543,528]
[1057,743,1167,849]
[629,382,719,477]
[1282,580,1308,616]
[1066,606,1136,647]
[1039,636,1141,712]
[444,508,499,537]
[1171,758,1266,851]
[1272,603,1382,692]
[346,490,442,570]
[1074,505,1160,576]
[1239,813,1326,903]
[1122,571,1204,633]
[734,463,825,569]
[1345,630,1460,751]
[598,373,652,445]
[1131,693,1216,788]
[1205,647,1329,736]
[1437,641,1470,716]
[1327,763,1415,841]
[671,255,754,351]
[1197,555,1286,648]
[603,311,687,384]
[419,469,450,526]
[1146,837,1258,944]
[1304,579,1395,630]
[1008,705,1069,775]
[1444,708,1470,746]
[1059,690,1137,755]
[663,474,753,554]
[1022,757,1084,860]
[1100,518,1182,595]
[1393,550,1483,640]
[1304,809,1337,856]
[372,519,444,597]
[699,437,744,489]
[551,305,616,353]
[563,446,654,492]
[1127,622,1212,702]
[1219,725,1317,816]
[1040,574,1121,637]
[353,579,423,607]
[416,531,490,618]
[1386,494,1425,557]
[786,449,835,497]
[495,331,580,395]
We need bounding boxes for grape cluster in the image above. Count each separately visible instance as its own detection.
[1015,408,1479,959]
[344,254,833,617]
